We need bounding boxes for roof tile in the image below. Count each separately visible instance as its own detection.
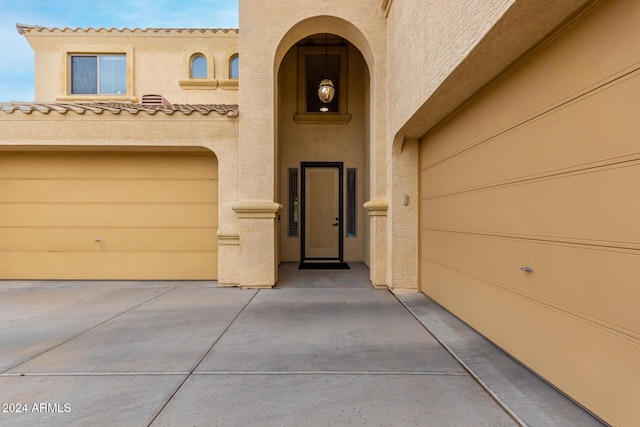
[0,102,239,117]
[16,23,238,35]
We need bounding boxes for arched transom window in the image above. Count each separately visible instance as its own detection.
[190,54,207,79]
[229,54,239,79]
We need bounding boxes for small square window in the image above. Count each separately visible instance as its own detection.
[71,54,126,95]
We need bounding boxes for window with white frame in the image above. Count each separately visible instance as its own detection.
[71,54,126,95]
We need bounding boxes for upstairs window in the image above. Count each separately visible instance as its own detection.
[229,54,239,79]
[71,54,126,95]
[190,54,207,78]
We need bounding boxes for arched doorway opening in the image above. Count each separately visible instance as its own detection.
[275,32,371,268]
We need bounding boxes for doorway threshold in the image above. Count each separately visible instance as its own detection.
[299,262,350,270]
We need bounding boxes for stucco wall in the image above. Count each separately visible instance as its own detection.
[22,28,239,104]
[0,112,239,284]
[386,0,513,139]
[386,0,595,140]
[239,0,385,202]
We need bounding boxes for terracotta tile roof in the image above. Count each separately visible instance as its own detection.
[16,24,238,35]
[0,102,239,117]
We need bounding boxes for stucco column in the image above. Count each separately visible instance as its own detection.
[363,199,388,288]
[388,137,419,293]
[217,231,240,286]
[236,3,281,288]
[231,201,282,288]
[205,141,240,287]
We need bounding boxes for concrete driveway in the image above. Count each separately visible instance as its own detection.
[0,267,603,426]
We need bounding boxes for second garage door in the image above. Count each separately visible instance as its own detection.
[0,149,218,280]
[417,1,639,424]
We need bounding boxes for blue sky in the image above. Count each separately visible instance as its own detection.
[0,0,239,102]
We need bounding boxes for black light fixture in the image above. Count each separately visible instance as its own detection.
[317,33,335,108]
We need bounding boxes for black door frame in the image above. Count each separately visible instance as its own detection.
[300,162,344,262]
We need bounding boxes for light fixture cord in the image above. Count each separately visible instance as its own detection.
[324,33,328,77]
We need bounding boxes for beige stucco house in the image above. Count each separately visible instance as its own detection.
[1,0,638,424]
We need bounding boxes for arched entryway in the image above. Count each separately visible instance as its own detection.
[275,30,371,269]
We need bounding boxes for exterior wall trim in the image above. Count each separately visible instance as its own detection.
[179,79,219,90]
[232,201,283,218]
[381,0,393,18]
[364,198,388,216]
[218,79,239,90]
[217,230,240,245]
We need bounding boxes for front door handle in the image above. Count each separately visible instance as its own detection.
[332,222,338,226]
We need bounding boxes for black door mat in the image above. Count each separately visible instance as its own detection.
[299,262,350,270]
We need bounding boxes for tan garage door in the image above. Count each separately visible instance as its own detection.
[418,1,639,425]
[0,150,218,280]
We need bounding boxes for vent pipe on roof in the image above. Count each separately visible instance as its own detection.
[141,94,171,107]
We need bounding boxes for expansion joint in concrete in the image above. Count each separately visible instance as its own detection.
[1,287,177,376]
[146,289,259,426]
[393,293,528,427]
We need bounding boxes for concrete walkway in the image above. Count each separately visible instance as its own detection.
[0,264,603,426]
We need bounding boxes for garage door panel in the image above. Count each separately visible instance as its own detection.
[0,151,218,279]
[420,258,640,425]
[0,152,217,180]
[0,179,218,204]
[0,228,218,252]
[422,163,640,246]
[419,0,640,170]
[418,2,640,424]
[420,229,639,335]
[420,72,640,198]
[0,204,218,228]
[0,252,218,280]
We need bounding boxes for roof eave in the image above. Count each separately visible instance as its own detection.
[15,23,239,35]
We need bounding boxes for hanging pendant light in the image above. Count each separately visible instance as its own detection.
[318,78,335,104]
[318,33,335,106]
